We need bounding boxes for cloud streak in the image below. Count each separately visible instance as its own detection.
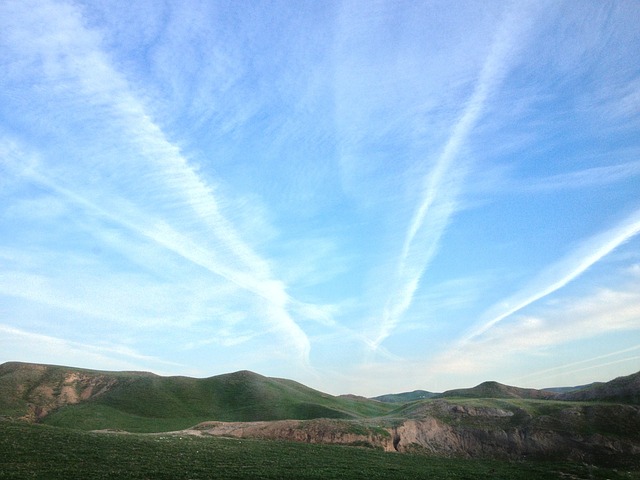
[513,344,640,384]
[429,280,640,382]
[0,0,312,363]
[0,323,184,372]
[1,1,639,395]
[461,207,640,344]
[372,3,539,348]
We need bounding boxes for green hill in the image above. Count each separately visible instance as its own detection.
[0,362,394,432]
[435,381,556,400]
[3,362,640,465]
[558,371,640,404]
[371,390,437,403]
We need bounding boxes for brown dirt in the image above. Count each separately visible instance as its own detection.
[157,404,640,467]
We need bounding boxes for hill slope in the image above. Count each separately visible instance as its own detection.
[558,370,640,404]
[0,361,155,421]
[3,362,640,465]
[371,390,437,403]
[0,362,393,432]
[436,381,556,400]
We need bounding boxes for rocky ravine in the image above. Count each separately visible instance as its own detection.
[0,363,125,421]
[171,401,640,467]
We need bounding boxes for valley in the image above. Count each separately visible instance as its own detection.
[1,361,639,477]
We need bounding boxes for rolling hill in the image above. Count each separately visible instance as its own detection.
[0,362,394,432]
[2,361,640,466]
[557,370,640,404]
[371,390,437,403]
[435,381,557,400]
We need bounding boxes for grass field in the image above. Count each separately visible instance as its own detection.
[1,421,638,480]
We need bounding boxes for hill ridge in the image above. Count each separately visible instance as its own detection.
[0,361,394,431]
[435,380,556,400]
[3,361,640,466]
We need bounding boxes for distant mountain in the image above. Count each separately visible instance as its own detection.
[380,372,640,404]
[558,371,640,404]
[0,362,393,432]
[435,381,556,400]
[371,390,438,403]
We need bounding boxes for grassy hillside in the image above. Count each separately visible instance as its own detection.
[0,361,154,420]
[543,383,598,394]
[435,372,640,404]
[371,390,437,403]
[436,381,556,400]
[559,371,640,404]
[0,363,394,432]
[1,421,637,480]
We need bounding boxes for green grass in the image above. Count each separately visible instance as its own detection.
[41,403,203,433]
[0,364,396,432]
[2,421,638,480]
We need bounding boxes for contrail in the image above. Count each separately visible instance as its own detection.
[461,207,640,344]
[513,344,640,383]
[0,0,313,362]
[373,4,537,349]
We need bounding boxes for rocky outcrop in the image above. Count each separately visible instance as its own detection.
[21,371,120,421]
[189,419,392,450]
[179,401,640,467]
[392,417,640,465]
[0,362,123,421]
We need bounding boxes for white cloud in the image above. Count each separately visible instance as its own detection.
[371,2,543,349]
[433,281,640,377]
[514,344,640,384]
[0,323,183,373]
[459,207,640,344]
[0,0,313,363]
[524,160,640,192]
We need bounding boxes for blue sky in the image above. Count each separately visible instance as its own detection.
[1,0,639,396]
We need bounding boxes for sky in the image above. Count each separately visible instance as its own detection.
[1,0,639,397]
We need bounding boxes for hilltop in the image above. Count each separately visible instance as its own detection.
[372,390,437,403]
[434,381,556,400]
[557,371,640,404]
[2,361,640,466]
[369,371,640,404]
[0,362,393,432]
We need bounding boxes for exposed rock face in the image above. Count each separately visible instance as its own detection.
[391,401,640,465]
[3,362,640,467]
[22,372,119,421]
[184,402,640,467]
[392,417,640,464]
[0,362,121,421]
[190,419,392,450]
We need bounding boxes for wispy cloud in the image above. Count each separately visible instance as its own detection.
[513,344,640,385]
[0,0,312,363]
[487,159,640,195]
[423,279,640,389]
[1,0,639,395]
[0,324,184,373]
[321,301,640,394]
[512,160,640,193]
[371,3,541,349]
[459,207,640,345]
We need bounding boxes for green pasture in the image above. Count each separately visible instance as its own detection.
[2,422,638,480]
